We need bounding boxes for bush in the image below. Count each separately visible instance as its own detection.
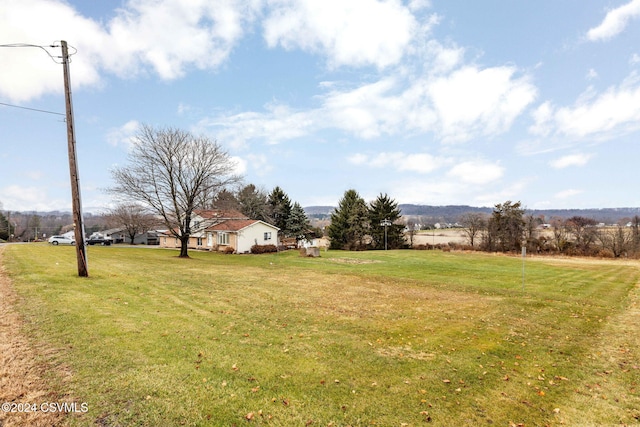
[251,244,278,254]
[223,246,235,254]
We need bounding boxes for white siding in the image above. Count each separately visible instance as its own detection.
[237,222,279,253]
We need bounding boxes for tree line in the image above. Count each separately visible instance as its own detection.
[459,200,640,258]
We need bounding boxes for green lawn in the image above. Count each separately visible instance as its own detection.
[3,244,640,426]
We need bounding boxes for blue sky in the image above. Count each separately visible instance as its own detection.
[1,0,640,212]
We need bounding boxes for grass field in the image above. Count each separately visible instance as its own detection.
[2,244,640,426]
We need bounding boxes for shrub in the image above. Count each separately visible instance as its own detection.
[223,246,235,254]
[251,244,278,254]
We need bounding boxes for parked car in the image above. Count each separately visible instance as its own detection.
[48,235,75,245]
[86,236,112,246]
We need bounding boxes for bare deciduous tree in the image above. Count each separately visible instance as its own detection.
[597,224,632,258]
[550,217,570,253]
[459,212,487,248]
[107,203,157,244]
[109,125,240,257]
[565,216,598,255]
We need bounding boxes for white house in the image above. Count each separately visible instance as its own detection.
[158,209,280,253]
[206,219,279,253]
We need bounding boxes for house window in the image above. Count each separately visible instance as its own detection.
[218,233,229,245]
[197,237,203,246]
[264,232,271,241]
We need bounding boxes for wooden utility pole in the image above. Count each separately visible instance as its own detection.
[61,40,88,277]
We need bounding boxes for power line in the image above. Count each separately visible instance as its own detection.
[0,42,70,64]
[0,101,65,116]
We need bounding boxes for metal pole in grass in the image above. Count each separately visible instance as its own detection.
[381,219,391,250]
[521,243,526,291]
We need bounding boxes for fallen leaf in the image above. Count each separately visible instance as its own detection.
[443,379,451,384]
[245,412,254,421]
[232,363,238,371]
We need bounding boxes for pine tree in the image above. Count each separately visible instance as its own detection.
[237,184,269,222]
[327,189,369,250]
[368,193,404,250]
[0,211,8,241]
[267,186,292,235]
[287,202,311,241]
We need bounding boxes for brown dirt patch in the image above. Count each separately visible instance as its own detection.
[0,247,69,427]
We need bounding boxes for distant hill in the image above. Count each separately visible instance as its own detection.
[304,205,640,224]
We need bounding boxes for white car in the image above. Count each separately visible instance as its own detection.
[48,235,76,245]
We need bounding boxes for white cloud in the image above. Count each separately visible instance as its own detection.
[530,72,640,140]
[262,0,419,69]
[391,179,468,205]
[555,73,640,138]
[245,153,273,176]
[105,0,254,79]
[428,66,537,142]
[347,151,444,174]
[106,120,141,148]
[528,101,554,137]
[0,0,105,102]
[549,153,592,169]
[321,77,407,139]
[424,40,465,74]
[586,68,598,80]
[0,0,258,102]
[587,0,640,42]
[472,179,529,207]
[0,184,68,211]
[554,189,583,199]
[198,103,316,148]
[205,63,536,146]
[230,156,247,175]
[447,160,503,184]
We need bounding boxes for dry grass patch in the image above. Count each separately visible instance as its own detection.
[0,247,70,427]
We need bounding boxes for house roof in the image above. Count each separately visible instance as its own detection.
[206,219,279,232]
[194,209,248,220]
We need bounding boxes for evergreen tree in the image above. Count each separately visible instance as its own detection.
[0,211,8,241]
[237,184,269,222]
[213,189,240,210]
[368,193,404,249]
[484,200,525,252]
[267,186,292,235]
[327,189,369,250]
[287,202,311,241]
